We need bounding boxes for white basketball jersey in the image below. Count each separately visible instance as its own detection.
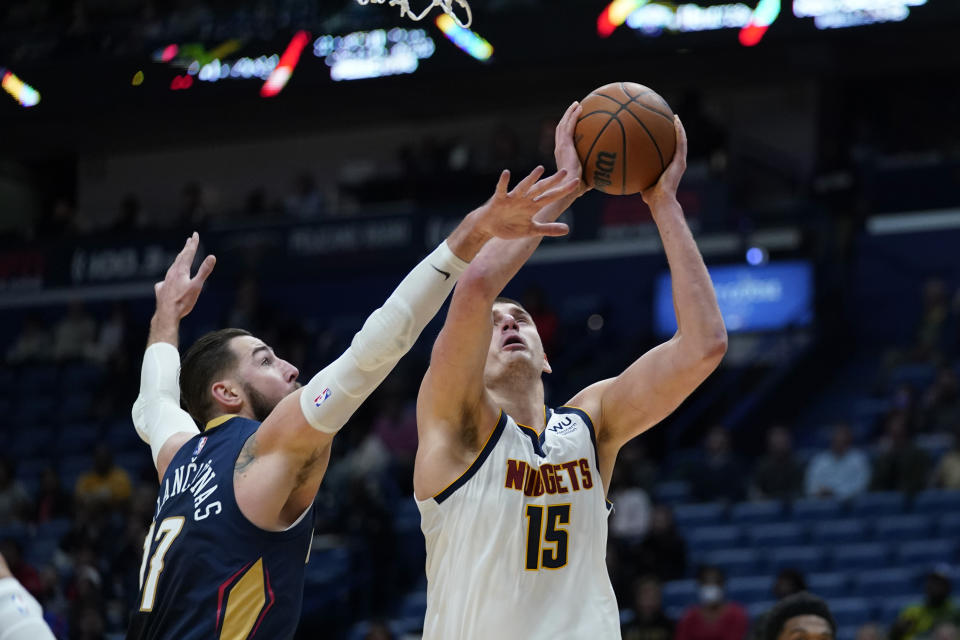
[417,406,621,640]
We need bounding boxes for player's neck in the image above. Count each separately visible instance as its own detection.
[488,380,545,431]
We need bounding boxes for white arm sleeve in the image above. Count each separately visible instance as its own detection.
[132,342,200,464]
[299,240,469,433]
[0,578,56,640]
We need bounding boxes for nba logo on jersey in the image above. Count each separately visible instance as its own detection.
[191,436,207,461]
[314,388,332,407]
[546,415,578,436]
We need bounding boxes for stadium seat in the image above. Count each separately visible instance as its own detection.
[9,425,55,458]
[791,498,844,522]
[701,548,762,577]
[854,567,922,598]
[673,503,727,528]
[850,492,906,517]
[687,525,744,551]
[828,598,874,627]
[811,519,867,544]
[661,579,698,609]
[304,547,352,586]
[730,501,784,524]
[61,362,105,390]
[747,601,776,619]
[835,626,860,640]
[913,490,960,515]
[831,543,891,570]
[807,572,851,599]
[36,518,72,542]
[768,546,827,573]
[748,522,806,547]
[874,515,933,540]
[55,422,100,456]
[654,481,691,505]
[392,499,421,533]
[877,595,917,624]
[897,539,957,566]
[937,513,960,537]
[727,575,773,603]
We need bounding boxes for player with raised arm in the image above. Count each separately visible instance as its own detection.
[125,166,579,640]
[415,104,728,639]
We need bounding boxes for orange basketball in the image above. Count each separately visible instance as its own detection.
[575,82,676,195]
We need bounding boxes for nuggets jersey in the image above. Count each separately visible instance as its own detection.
[126,416,314,640]
[417,407,621,640]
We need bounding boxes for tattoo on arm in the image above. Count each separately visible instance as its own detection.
[235,434,259,476]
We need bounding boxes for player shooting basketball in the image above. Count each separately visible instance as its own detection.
[414,103,727,638]
[124,167,579,639]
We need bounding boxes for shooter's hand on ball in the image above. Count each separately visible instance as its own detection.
[555,100,591,197]
[642,115,688,208]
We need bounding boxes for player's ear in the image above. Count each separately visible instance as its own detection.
[542,353,552,375]
[210,379,243,412]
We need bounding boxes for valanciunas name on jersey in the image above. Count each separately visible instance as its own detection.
[155,458,223,522]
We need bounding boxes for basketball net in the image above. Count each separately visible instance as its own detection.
[355,0,473,28]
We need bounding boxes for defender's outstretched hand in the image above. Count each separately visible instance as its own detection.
[154,232,216,321]
[641,115,688,206]
[475,166,579,240]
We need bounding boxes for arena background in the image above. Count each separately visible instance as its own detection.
[1,1,960,638]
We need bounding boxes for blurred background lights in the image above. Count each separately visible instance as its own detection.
[746,246,769,266]
[588,314,605,331]
[131,70,144,86]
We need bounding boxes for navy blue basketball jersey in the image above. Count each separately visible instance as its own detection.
[126,415,314,640]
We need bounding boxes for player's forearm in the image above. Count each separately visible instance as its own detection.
[147,308,180,348]
[650,196,726,357]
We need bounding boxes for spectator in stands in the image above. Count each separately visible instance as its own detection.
[932,427,960,489]
[363,622,395,640]
[892,567,960,640]
[634,504,687,582]
[610,464,653,543]
[871,411,930,494]
[53,301,97,361]
[284,173,325,219]
[32,467,70,523]
[112,194,148,233]
[856,623,886,640]
[176,182,210,228]
[622,575,675,640]
[933,622,959,640]
[749,569,808,640]
[690,425,745,503]
[521,285,559,356]
[74,445,131,507]
[225,276,266,332]
[913,279,950,363]
[919,367,960,433]
[0,457,30,526]
[6,313,53,364]
[676,565,749,640]
[763,592,836,640]
[805,423,871,499]
[0,538,43,598]
[752,425,805,501]
[93,301,130,363]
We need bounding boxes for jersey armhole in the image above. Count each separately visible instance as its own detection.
[432,410,508,505]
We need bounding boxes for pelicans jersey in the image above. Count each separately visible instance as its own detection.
[417,407,621,640]
[126,416,314,640]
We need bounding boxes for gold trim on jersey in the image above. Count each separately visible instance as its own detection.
[205,414,240,431]
[514,405,549,436]
[220,557,266,639]
[431,409,504,501]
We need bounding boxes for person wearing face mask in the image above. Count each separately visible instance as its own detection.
[676,565,749,640]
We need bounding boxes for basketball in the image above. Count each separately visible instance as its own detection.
[575,82,677,195]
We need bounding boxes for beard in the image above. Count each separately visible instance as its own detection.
[242,381,281,423]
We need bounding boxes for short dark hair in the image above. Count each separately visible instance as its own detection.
[697,564,726,584]
[180,328,251,425]
[764,592,836,640]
